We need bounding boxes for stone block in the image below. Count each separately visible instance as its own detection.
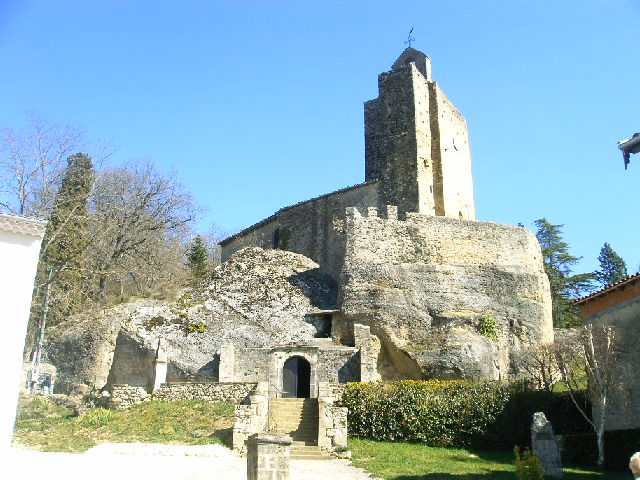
[247,434,292,480]
[531,412,563,478]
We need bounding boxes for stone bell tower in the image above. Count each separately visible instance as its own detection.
[365,48,476,220]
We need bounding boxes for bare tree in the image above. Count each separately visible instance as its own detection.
[517,342,562,391]
[88,159,198,299]
[555,324,629,467]
[204,224,230,265]
[0,113,111,216]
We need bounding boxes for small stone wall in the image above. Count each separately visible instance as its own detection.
[318,397,348,454]
[318,382,346,402]
[108,382,257,409]
[233,383,269,454]
[153,382,257,403]
[109,384,150,409]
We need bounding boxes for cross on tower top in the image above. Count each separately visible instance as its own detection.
[404,27,415,48]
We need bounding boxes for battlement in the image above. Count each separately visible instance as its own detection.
[345,205,398,221]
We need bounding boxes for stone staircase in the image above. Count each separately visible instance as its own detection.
[268,398,330,460]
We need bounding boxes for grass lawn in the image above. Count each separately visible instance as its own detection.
[349,438,628,480]
[13,395,235,452]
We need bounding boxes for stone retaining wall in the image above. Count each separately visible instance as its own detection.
[153,382,257,403]
[108,382,257,409]
[109,384,150,409]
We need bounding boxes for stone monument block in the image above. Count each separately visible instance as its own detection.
[247,434,292,480]
[531,411,563,478]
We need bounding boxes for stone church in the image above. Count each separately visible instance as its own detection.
[213,47,552,397]
[48,49,552,429]
[46,47,554,455]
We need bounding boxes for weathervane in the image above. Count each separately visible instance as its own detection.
[404,27,415,48]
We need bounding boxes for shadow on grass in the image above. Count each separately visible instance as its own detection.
[211,427,233,448]
[394,473,513,480]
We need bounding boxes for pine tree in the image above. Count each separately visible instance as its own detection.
[35,152,94,324]
[187,235,210,284]
[534,219,595,328]
[596,243,627,288]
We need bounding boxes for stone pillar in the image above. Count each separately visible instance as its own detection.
[531,412,563,478]
[318,397,332,451]
[219,342,235,382]
[152,338,168,392]
[318,396,349,454]
[233,383,270,454]
[247,434,292,480]
[354,324,377,382]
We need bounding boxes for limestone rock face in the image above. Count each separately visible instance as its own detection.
[339,211,553,380]
[46,247,337,394]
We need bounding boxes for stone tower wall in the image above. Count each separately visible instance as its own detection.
[432,84,475,219]
[364,50,476,220]
[365,66,424,217]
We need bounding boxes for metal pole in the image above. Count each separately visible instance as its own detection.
[30,267,52,394]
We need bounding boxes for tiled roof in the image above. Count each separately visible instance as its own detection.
[573,272,640,304]
[0,211,47,238]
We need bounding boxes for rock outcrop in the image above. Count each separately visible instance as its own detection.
[46,247,337,395]
[339,210,553,380]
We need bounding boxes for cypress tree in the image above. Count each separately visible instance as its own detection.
[35,152,94,324]
[186,235,210,284]
[596,243,627,288]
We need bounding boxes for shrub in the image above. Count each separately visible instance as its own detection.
[480,387,591,450]
[340,380,592,451]
[604,428,640,471]
[77,408,113,427]
[514,445,545,480]
[340,380,510,447]
[186,321,207,334]
[479,312,499,341]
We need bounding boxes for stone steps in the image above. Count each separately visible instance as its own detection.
[269,398,319,444]
[290,443,332,460]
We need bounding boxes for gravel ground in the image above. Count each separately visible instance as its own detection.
[6,444,380,480]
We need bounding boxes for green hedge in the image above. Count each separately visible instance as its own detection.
[480,388,591,450]
[340,380,510,447]
[339,381,591,450]
[562,429,640,471]
[604,429,640,471]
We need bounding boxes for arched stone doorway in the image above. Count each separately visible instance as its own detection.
[282,356,311,398]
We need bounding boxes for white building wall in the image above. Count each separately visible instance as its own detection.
[0,214,46,447]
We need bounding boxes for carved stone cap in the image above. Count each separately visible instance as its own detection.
[532,411,555,440]
[250,434,293,446]
[392,47,432,81]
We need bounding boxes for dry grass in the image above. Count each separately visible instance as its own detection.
[13,395,234,452]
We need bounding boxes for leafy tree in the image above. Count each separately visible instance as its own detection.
[534,219,595,327]
[187,235,210,283]
[595,243,627,288]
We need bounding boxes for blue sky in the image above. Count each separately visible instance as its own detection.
[1,0,639,277]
